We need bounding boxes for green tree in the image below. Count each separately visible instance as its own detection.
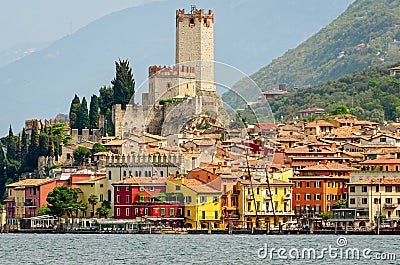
[112,59,135,109]
[99,86,114,115]
[91,142,106,156]
[333,199,347,209]
[39,133,50,157]
[88,194,99,218]
[46,186,79,219]
[25,120,40,171]
[21,128,28,161]
[69,95,81,129]
[73,146,91,165]
[331,105,349,115]
[96,200,111,218]
[89,95,99,130]
[79,97,89,134]
[6,125,16,161]
[38,204,52,216]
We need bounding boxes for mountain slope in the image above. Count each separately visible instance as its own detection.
[224,0,400,106]
[269,63,400,123]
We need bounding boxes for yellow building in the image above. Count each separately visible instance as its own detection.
[73,176,108,217]
[237,178,294,229]
[13,188,25,219]
[167,178,222,230]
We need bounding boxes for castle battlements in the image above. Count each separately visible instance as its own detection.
[176,7,214,25]
[106,153,184,168]
[148,65,195,79]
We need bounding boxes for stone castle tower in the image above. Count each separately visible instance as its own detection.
[176,6,216,94]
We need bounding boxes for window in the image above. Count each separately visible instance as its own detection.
[295,194,301,201]
[315,194,321,200]
[116,195,120,203]
[349,198,355,204]
[186,196,192,203]
[100,184,104,188]
[126,208,130,216]
[123,171,126,177]
[169,208,175,216]
[200,196,207,203]
[327,182,330,188]
[385,186,393,192]
[332,182,336,188]
[139,186,145,191]
[327,205,331,212]
[396,186,400,193]
[385,198,392,204]
[148,186,155,191]
[214,211,218,220]
[125,186,130,191]
[116,208,120,216]
[247,202,252,212]
[202,211,206,220]
[256,202,260,211]
[108,171,112,180]
[213,196,219,203]
[327,194,331,201]
[99,194,104,202]
[175,185,181,191]
[374,198,380,204]
[380,137,386,142]
[306,182,310,188]
[376,186,380,192]
[144,208,148,215]
[295,182,302,188]
[398,198,400,205]
[134,208,138,216]
[116,186,121,191]
[187,210,191,217]
[315,182,321,188]
[256,188,260,195]
[362,198,368,204]
[305,194,311,201]
[349,186,355,193]
[332,195,337,201]
[126,195,130,203]
[275,188,278,195]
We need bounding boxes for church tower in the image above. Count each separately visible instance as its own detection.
[176,6,215,94]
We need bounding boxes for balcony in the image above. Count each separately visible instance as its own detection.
[283,193,291,200]
[383,203,398,209]
[263,194,271,201]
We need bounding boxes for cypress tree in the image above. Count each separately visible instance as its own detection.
[69,95,81,129]
[21,128,28,160]
[112,59,135,109]
[89,95,99,130]
[79,97,89,134]
[7,125,16,161]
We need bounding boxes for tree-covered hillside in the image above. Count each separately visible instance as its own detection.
[253,0,400,90]
[222,0,400,108]
[269,63,400,123]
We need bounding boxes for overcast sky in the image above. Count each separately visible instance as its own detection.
[0,0,159,51]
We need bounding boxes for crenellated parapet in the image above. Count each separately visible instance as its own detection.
[105,153,184,168]
[176,7,214,25]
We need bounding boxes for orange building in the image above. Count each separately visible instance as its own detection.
[290,163,358,217]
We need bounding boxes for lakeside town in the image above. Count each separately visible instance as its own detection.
[2,6,400,236]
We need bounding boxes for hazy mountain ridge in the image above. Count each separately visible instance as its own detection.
[0,0,353,135]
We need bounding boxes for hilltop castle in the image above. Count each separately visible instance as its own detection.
[114,6,227,139]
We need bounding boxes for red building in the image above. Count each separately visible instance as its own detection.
[112,177,184,227]
[5,178,66,219]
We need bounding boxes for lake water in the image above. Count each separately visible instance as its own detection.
[0,234,399,264]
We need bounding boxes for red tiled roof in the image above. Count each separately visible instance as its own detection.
[360,158,400,164]
[254,123,278,131]
[350,177,400,185]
